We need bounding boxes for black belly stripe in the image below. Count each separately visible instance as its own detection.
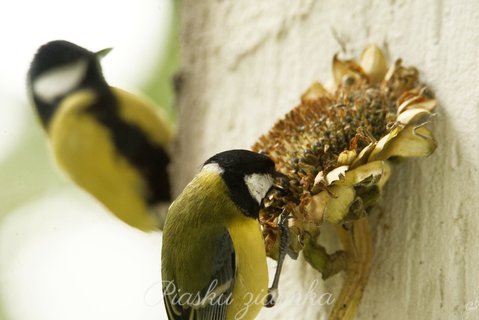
[86,91,171,205]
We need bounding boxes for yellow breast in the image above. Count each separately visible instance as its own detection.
[48,90,158,230]
[226,216,268,320]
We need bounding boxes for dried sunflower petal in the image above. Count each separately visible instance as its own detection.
[301,81,331,103]
[359,45,388,83]
[326,165,349,185]
[338,160,386,187]
[397,96,437,114]
[368,125,436,161]
[397,108,432,125]
[323,185,356,223]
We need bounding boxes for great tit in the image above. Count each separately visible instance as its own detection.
[27,40,174,231]
[162,149,279,320]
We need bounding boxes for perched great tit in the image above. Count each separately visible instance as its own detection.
[162,149,279,320]
[27,40,174,231]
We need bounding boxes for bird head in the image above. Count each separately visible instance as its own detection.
[202,149,281,218]
[28,40,111,127]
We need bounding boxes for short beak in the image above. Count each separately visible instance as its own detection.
[95,47,113,59]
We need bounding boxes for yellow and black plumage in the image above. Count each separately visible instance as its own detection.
[27,40,174,231]
[162,150,279,320]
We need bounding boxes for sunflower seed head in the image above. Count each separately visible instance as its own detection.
[253,46,437,258]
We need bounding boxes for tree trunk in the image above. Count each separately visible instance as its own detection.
[174,1,479,319]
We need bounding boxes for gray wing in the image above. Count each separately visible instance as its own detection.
[164,230,236,320]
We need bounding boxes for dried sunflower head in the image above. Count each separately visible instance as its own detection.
[252,45,437,258]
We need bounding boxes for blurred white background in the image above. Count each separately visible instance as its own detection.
[0,1,174,319]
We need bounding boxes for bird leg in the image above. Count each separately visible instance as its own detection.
[265,208,291,308]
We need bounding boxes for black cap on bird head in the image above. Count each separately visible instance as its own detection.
[28,40,109,128]
[29,41,95,79]
[203,149,279,218]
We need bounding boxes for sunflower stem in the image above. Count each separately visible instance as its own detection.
[329,217,372,320]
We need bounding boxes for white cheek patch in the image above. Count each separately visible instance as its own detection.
[244,173,273,204]
[202,163,225,175]
[32,59,88,104]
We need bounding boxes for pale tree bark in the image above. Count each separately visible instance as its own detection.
[173,1,479,319]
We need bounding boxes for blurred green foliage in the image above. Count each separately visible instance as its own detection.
[142,0,180,121]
